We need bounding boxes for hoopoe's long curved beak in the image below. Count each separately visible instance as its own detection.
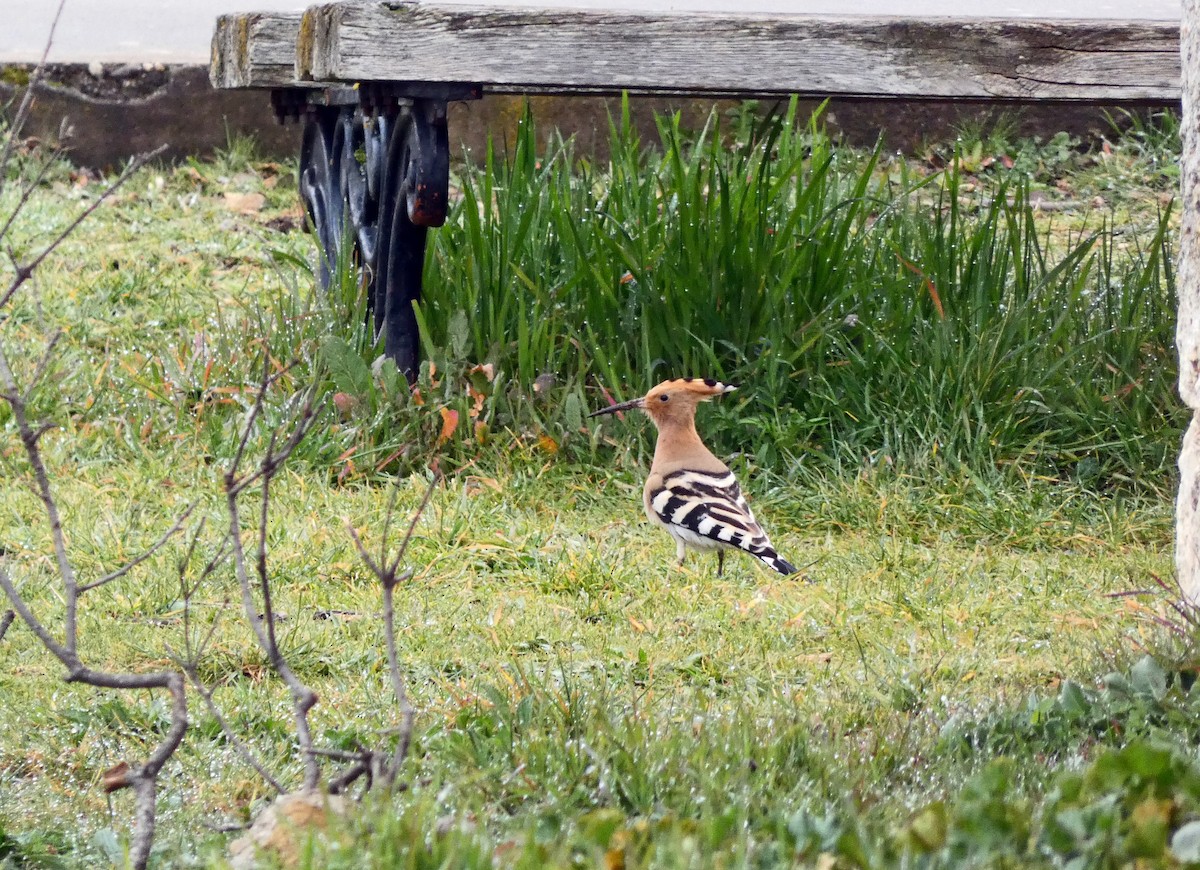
[588,397,644,418]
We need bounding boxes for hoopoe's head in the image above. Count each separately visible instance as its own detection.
[589,377,736,429]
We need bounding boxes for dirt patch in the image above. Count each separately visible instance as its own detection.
[2,62,170,101]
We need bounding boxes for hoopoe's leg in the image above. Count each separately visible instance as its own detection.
[717,550,725,577]
[676,539,687,566]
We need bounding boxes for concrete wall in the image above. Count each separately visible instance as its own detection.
[0,63,1181,170]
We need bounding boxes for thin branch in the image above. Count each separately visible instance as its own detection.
[0,564,73,665]
[183,666,285,794]
[0,12,185,865]
[180,531,234,668]
[169,518,283,791]
[347,525,383,578]
[225,375,323,790]
[25,328,64,397]
[0,339,81,651]
[79,502,198,594]
[347,474,438,788]
[327,761,370,796]
[0,144,168,312]
[387,475,437,580]
[0,565,187,870]
[0,153,67,247]
[0,0,65,183]
[223,360,292,493]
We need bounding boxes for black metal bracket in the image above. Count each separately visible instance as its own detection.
[279,82,481,379]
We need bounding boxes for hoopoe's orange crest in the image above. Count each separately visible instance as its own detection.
[645,377,736,402]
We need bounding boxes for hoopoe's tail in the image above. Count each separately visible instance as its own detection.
[757,548,798,576]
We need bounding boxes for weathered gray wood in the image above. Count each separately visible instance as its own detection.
[286,1,1180,100]
[210,11,305,89]
[1177,0,1200,604]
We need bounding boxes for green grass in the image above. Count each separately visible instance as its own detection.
[0,104,1191,867]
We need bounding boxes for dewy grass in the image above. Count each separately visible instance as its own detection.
[0,110,1187,866]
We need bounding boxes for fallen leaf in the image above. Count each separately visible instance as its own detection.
[102,761,131,793]
[438,407,459,446]
[537,434,558,454]
[467,385,486,417]
[223,192,265,214]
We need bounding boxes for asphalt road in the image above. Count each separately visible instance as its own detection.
[0,0,1183,65]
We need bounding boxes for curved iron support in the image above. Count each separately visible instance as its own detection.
[297,93,454,380]
[373,99,450,378]
[298,106,345,289]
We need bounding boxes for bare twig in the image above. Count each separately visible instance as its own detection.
[0,143,168,312]
[327,761,371,795]
[0,567,187,870]
[0,343,81,641]
[169,517,283,793]
[183,666,286,794]
[346,473,439,789]
[225,367,324,789]
[0,376,192,870]
[79,502,198,593]
[0,609,14,642]
[0,79,182,866]
[0,0,65,183]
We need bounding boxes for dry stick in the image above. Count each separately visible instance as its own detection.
[225,375,324,789]
[0,609,14,642]
[347,474,439,788]
[183,666,286,794]
[0,343,193,869]
[0,0,65,183]
[0,343,82,651]
[80,502,198,593]
[173,521,284,793]
[0,566,187,870]
[327,760,371,795]
[0,153,71,252]
[0,21,181,863]
[0,144,167,311]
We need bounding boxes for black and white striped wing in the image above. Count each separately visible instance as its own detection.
[649,469,796,575]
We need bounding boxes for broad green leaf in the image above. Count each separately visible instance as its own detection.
[321,335,371,397]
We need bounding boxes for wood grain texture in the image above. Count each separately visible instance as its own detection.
[283,0,1181,100]
[210,11,305,88]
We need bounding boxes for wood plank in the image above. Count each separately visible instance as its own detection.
[291,1,1180,101]
[210,11,305,88]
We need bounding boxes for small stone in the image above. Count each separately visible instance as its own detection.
[228,791,349,869]
[87,61,104,78]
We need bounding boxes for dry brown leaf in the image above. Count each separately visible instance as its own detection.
[438,407,459,446]
[223,191,265,214]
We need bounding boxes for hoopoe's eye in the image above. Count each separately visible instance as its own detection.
[659,394,670,402]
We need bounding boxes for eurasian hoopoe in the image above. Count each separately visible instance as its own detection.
[590,377,798,576]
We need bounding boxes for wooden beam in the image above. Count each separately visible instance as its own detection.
[210,11,305,89]
[290,1,1180,101]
